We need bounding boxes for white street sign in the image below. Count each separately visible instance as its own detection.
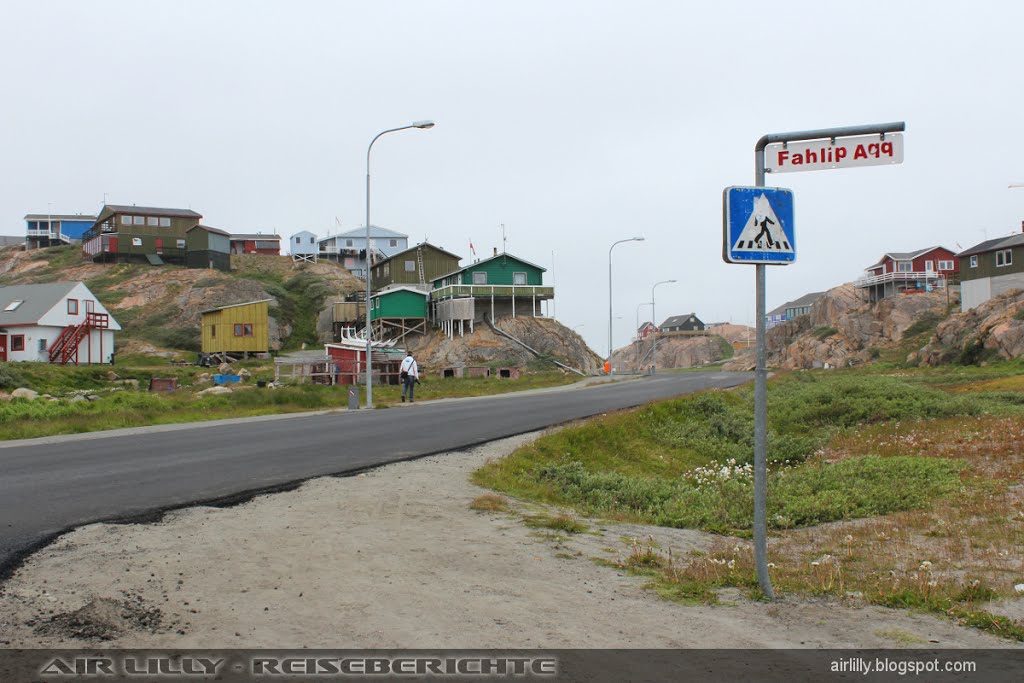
[765,133,903,174]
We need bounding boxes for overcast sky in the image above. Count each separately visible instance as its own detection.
[3,1,1022,356]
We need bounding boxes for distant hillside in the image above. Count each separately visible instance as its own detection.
[0,246,362,355]
[610,325,749,372]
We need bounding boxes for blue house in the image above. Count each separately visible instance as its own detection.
[25,213,96,249]
[317,225,409,279]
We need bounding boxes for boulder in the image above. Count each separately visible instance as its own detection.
[106,371,120,381]
[196,385,232,397]
[218,362,233,374]
[237,368,252,380]
[11,388,39,400]
[195,373,211,384]
[113,379,140,390]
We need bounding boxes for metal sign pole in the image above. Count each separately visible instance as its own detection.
[748,121,905,601]
[752,153,774,601]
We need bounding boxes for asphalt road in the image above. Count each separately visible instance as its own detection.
[0,372,750,577]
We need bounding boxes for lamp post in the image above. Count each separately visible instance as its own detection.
[607,237,644,376]
[650,279,677,373]
[364,120,434,408]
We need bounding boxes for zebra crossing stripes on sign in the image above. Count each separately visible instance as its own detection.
[722,187,795,265]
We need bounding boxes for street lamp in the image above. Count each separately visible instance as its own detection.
[650,279,677,373]
[635,301,653,372]
[607,237,644,376]
[364,120,434,408]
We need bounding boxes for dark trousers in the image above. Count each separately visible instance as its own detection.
[402,375,415,400]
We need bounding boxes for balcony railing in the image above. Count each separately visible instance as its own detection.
[854,271,947,288]
[432,284,554,300]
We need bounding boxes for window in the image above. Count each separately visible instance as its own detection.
[4,300,23,311]
[38,338,47,352]
[346,239,354,247]
[896,261,912,272]
[160,217,171,227]
[133,216,145,225]
[997,249,1013,267]
[120,215,132,225]
[176,239,186,249]
[244,324,253,336]
[295,236,301,244]
[405,260,416,272]
[132,237,142,246]
[938,260,954,271]
[67,298,79,315]
[389,239,398,247]
[513,272,527,285]
[211,325,216,338]
[234,324,243,336]
[472,271,487,285]
[11,335,24,352]
[147,217,159,226]
[925,260,934,272]
[970,255,978,268]
[309,237,314,244]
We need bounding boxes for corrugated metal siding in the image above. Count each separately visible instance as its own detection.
[201,302,269,353]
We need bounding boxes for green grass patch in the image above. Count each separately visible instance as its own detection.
[812,326,838,340]
[474,369,1024,534]
[523,513,588,534]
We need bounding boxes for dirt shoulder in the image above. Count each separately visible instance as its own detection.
[0,433,1014,648]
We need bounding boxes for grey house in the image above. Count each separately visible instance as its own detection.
[317,225,409,278]
[959,232,1024,311]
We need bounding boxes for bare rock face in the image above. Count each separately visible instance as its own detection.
[612,334,730,372]
[725,282,951,370]
[406,316,603,374]
[913,289,1024,366]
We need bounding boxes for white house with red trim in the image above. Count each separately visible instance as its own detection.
[0,282,120,364]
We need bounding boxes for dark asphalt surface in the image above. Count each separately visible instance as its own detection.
[0,372,750,577]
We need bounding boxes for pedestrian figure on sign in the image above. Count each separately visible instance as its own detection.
[754,214,775,248]
[400,353,419,403]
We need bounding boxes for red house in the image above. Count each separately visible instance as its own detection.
[636,321,657,340]
[854,245,959,302]
[229,233,281,255]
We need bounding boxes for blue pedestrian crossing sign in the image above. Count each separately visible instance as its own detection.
[723,186,795,265]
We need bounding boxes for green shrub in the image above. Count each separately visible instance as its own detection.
[0,364,26,391]
[533,456,962,534]
[902,310,944,339]
[813,326,838,340]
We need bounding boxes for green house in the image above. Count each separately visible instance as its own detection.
[431,252,554,325]
[369,286,429,341]
[81,204,203,265]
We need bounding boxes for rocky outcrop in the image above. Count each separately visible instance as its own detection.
[724,283,952,370]
[406,316,603,374]
[612,334,732,372]
[913,289,1024,366]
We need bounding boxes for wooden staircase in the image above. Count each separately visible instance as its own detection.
[49,312,109,365]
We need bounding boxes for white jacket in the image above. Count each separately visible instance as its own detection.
[400,356,419,379]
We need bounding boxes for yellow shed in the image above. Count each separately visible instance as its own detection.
[201,299,271,355]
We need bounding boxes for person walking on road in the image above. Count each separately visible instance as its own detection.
[400,353,419,403]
